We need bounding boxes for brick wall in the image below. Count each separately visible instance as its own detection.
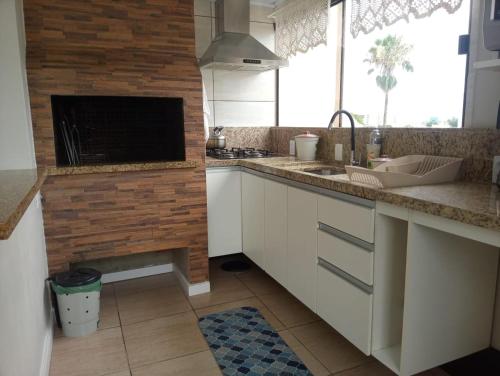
[24,0,209,282]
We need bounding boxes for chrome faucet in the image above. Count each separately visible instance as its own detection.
[328,110,359,166]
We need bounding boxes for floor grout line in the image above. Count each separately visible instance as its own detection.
[128,348,211,372]
[112,282,134,376]
[282,325,335,374]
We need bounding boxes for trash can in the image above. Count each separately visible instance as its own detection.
[51,268,102,337]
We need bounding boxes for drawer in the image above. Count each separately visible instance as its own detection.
[318,226,373,285]
[317,195,375,243]
[317,258,373,355]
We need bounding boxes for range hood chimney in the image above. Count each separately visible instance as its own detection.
[198,0,288,71]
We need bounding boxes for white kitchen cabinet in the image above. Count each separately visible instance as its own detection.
[206,168,242,257]
[286,186,318,311]
[373,203,500,376]
[318,195,375,243]
[317,226,374,285]
[241,172,265,269]
[317,259,373,355]
[264,179,288,286]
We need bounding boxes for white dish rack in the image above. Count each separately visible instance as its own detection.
[345,155,463,188]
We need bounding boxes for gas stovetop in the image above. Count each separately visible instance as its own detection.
[207,147,274,160]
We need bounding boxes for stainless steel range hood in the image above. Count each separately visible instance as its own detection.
[198,0,288,71]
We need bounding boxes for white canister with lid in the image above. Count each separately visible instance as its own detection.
[295,132,319,161]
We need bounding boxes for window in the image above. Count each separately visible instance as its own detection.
[278,5,343,127]
[278,0,471,128]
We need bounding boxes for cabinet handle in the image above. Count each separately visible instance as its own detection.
[318,222,374,252]
[318,257,373,295]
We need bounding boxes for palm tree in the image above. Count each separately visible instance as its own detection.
[365,35,413,126]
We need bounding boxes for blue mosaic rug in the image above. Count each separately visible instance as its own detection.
[198,306,313,376]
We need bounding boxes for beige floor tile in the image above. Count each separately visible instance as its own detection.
[290,321,370,374]
[279,330,330,376]
[113,273,179,297]
[100,287,120,329]
[188,276,254,309]
[333,360,395,376]
[122,311,208,368]
[131,350,222,376]
[237,270,287,296]
[105,371,131,376]
[194,296,285,331]
[258,291,319,328]
[117,285,191,325]
[49,327,129,376]
[332,361,447,376]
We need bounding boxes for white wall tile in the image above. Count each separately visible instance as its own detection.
[214,101,276,127]
[201,68,214,101]
[194,16,212,58]
[250,4,275,24]
[206,100,215,127]
[213,70,275,101]
[194,0,211,17]
[250,22,275,51]
[194,3,277,127]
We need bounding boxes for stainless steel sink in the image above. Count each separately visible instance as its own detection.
[302,168,345,176]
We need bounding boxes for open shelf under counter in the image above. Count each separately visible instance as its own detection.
[47,160,199,176]
[373,345,401,375]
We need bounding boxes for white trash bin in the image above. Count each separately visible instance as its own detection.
[52,268,102,337]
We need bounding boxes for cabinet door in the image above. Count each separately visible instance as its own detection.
[264,179,288,286]
[286,186,318,311]
[206,169,242,258]
[241,172,265,269]
[317,260,373,355]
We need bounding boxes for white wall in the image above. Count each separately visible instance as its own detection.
[464,0,500,128]
[0,0,36,169]
[195,0,277,127]
[0,194,52,376]
[0,1,52,375]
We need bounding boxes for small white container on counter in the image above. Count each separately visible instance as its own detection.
[295,132,319,161]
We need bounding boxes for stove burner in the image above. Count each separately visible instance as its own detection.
[207,147,274,160]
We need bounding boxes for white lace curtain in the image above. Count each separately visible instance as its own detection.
[270,0,330,58]
[351,0,464,37]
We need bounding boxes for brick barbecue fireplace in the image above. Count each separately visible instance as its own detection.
[24,0,209,284]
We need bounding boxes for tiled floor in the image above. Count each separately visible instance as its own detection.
[50,256,449,376]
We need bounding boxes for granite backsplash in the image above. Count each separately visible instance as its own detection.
[208,127,273,150]
[214,127,500,183]
[271,127,500,183]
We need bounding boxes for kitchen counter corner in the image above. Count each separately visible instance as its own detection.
[0,168,47,240]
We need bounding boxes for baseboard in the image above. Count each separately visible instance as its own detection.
[39,324,53,376]
[173,264,210,296]
[101,263,173,283]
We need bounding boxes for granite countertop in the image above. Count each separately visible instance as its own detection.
[206,156,500,232]
[0,168,47,240]
[48,160,198,176]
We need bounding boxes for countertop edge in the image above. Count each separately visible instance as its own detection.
[47,160,199,176]
[0,168,47,240]
[205,158,500,232]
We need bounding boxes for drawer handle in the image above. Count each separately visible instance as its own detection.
[318,222,374,252]
[318,257,373,295]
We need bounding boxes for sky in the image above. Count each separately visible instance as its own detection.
[342,0,471,128]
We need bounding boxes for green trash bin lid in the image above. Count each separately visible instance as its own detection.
[53,268,102,287]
